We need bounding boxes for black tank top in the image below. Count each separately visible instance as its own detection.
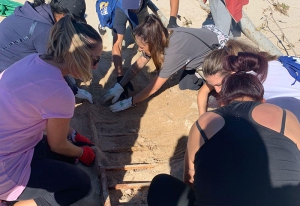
[193,101,300,206]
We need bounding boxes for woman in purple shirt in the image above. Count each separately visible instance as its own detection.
[0,15,102,206]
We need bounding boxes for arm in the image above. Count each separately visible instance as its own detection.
[109,75,168,112]
[47,118,82,157]
[197,82,214,116]
[103,54,150,104]
[183,148,195,187]
[119,54,150,87]
[132,75,168,104]
[183,122,201,186]
[183,113,225,185]
[112,33,125,77]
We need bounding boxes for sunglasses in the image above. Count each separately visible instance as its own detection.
[91,55,101,66]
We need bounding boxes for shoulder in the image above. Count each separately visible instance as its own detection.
[252,103,285,130]
[253,103,282,115]
[199,111,224,127]
[196,111,225,139]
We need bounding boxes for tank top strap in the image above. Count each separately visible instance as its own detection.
[280,109,287,134]
[195,120,209,143]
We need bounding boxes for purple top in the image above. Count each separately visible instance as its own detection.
[0,54,75,200]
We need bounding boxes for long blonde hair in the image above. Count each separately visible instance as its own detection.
[44,15,102,82]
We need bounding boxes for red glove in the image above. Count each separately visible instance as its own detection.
[78,146,95,166]
[73,132,94,147]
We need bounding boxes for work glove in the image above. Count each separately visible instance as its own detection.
[109,97,134,112]
[117,76,134,99]
[103,83,124,104]
[78,146,95,166]
[64,75,93,104]
[167,16,179,28]
[75,88,93,104]
[69,131,94,147]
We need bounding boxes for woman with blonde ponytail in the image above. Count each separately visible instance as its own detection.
[0,15,102,206]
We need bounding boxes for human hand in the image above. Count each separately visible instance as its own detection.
[109,97,134,112]
[78,146,95,166]
[167,16,179,28]
[183,168,195,188]
[117,76,134,99]
[103,83,124,104]
[75,88,93,104]
[72,132,94,147]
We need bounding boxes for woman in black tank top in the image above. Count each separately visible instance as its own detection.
[147,52,300,206]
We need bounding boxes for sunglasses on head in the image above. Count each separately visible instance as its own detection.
[91,55,101,66]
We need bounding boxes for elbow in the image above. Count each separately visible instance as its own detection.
[150,87,160,96]
[48,140,68,154]
[48,144,62,154]
[150,83,163,95]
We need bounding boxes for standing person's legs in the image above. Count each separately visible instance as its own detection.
[147,174,196,206]
[112,7,128,77]
[14,140,91,206]
[209,0,231,35]
[209,0,241,37]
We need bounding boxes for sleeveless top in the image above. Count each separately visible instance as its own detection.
[193,101,300,206]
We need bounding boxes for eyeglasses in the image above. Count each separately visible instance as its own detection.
[91,55,101,66]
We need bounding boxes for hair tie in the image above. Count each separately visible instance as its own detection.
[235,70,246,75]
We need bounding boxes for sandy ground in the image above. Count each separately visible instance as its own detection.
[1,0,300,205]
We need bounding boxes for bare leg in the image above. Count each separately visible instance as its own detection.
[170,0,179,17]
[112,32,124,77]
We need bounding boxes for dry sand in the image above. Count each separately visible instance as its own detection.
[1,0,300,205]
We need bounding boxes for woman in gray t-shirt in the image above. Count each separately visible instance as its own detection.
[103,14,226,112]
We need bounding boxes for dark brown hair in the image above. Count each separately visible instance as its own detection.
[219,52,267,105]
[132,14,169,70]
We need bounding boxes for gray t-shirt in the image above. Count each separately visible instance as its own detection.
[159,27,219,78]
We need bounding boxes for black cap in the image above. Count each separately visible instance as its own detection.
[58,0,86,22]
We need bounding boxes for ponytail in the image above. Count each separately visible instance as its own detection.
[223,52,268,83]
[219,52,266,105]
